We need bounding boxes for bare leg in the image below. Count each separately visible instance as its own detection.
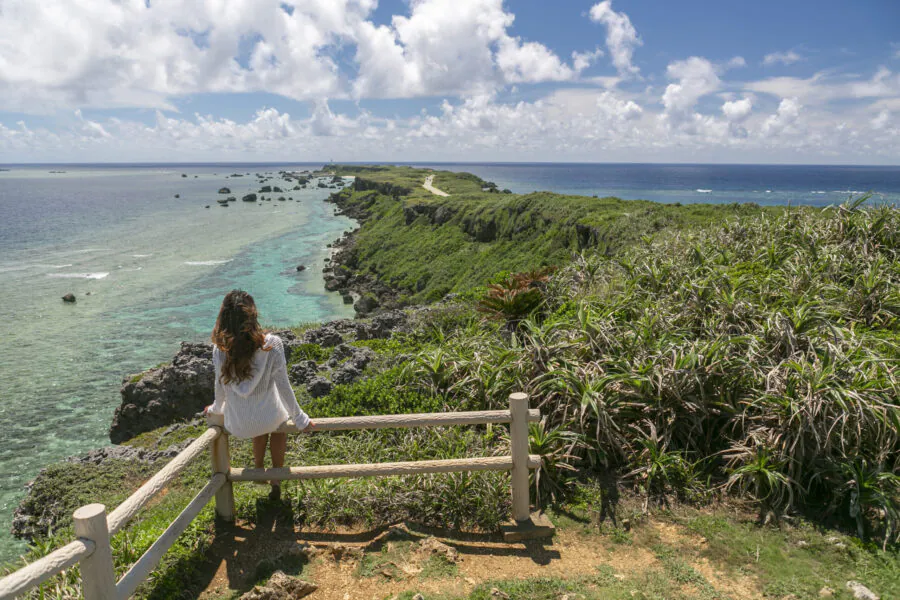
[269,432,287,491]
[253,434,269,469]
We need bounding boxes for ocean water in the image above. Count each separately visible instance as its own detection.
[415,163,900,206]
[2,162,900,563]
[0,164,354,561]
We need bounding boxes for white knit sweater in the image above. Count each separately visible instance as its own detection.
[210,334,310,439]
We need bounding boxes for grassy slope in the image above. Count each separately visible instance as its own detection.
[332,165,777,301]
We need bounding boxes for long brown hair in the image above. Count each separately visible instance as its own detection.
[211,290,270,384]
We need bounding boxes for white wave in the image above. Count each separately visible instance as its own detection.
[811,191,827,194]
[132,254,153,258]
[47,272,110,280]
[184,260,232,266]
[32,264,73,269]
[766,190,772,193]
[696,189,712,194]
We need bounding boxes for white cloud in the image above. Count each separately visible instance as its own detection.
[871,110,891,130]
[352,0,579,98]
[722,98,753,122]
[572,48,604,73]
[661,57,721,126]
[496,37,575,83]
[589,1,642,76]
[5,89,900,164]
[746,67,900,106]
[762,51,803,66]
[0,0,580,110]
[762,98,802,136]
[0,0,380,111]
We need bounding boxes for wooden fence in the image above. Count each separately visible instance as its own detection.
[0,393,549,600]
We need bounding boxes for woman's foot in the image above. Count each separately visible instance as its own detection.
[268,484,282,502]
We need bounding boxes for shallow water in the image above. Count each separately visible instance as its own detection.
[0,165,354,560]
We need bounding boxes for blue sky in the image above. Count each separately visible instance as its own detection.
[0,0,898,163]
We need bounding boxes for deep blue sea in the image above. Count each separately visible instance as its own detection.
[415,162,900,206]
[0,161,899,561]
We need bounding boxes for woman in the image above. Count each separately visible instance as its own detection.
[207,289,312,500]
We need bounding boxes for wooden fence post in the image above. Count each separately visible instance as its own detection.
[208,414,235,521]
[73,504,115,600]
[508,392,531,522]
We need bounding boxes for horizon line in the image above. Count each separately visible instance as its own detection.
[1,160,899,168]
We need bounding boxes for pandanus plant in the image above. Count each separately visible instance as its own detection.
[477,268,555,334]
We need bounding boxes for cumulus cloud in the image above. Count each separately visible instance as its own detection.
[763,51,803,66]
[589,1,642,76]
[0,0,378,111]
[572,48,604,73]
[722,98,753,122]
[0,0,581,109]
[762,98,802,136]
[661,57,721,126]
[5,90,900,164]
[352,0,582,98]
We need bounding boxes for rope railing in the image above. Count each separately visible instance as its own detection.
[0,393,548,600]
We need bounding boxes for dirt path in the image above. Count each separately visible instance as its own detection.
[423,174,450,196]
[197,512,763,599]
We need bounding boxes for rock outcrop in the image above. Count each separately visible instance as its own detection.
[109,342,215,443]
[239,571,317,600]
[107,315,405,443]
[11,425,197,540]
[62,293,76,303]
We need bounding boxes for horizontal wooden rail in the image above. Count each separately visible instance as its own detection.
[0,540,96,600]
[230,454,542,482]
[115,474,225,600]
[274,408,541,433]
[1,394,544,600]
[107,426,220,536]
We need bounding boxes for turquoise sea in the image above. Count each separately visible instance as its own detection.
[0,164,354,560]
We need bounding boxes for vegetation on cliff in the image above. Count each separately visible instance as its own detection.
[328,165,775,302]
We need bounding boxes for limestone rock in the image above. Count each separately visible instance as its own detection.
[289,360,319,387]
[306,377,333,398]
[301,325,343,347]
[239,571,317,600]
[354,294,379,316]
[846,581,879,600]
[109,342,214,443]
[415,537,459,563]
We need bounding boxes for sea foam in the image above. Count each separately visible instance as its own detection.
[47,272,110,280]
[184,260,232,266]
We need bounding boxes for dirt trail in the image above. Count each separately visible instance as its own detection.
[197,511,763,600]
[423,174,450,196]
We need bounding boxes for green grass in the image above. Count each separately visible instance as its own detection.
[330,165,778,302]
[674,510,900,599]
